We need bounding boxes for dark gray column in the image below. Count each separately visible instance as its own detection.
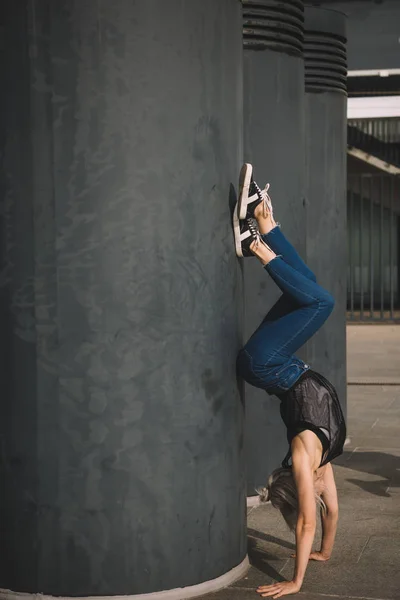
[304,8,348,414]
[242,0,306,495]
[0,0,246,596]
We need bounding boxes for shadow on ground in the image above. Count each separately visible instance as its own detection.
[337,449,400,497]
[247,535,286,584]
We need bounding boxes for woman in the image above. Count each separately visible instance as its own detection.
[234,164,347,599]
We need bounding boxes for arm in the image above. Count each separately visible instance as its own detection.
[318,462,339,559]
[256,435,318,598]
[290,439,317,589]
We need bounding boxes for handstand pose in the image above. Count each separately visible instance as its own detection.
[234,164,347,599]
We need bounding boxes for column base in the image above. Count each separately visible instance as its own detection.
[0,557,249,600]
[246,495,261,508]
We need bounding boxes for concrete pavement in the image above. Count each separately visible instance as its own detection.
[347,324,400,385]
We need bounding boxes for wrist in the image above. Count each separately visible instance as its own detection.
[292,577,303,589]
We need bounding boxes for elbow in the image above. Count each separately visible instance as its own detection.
[296,517,317,534]
[322,499,339,520]
[326,507,339,521]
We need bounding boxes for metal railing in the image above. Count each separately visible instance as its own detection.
[348,118,400,169]
[347,174,400,322]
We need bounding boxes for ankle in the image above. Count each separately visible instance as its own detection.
[256,216,277,235]
[253,203,265,219]
[250,239,277,265]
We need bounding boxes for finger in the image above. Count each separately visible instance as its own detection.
[258,586,280,595]
[261,588,282,598]
[290,553,296,558]
[257,584,280,591]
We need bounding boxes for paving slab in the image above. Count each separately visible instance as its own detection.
[197,588,258,600]
[388,398,400,411]
[232,563,289,590]
[202,589,358,600]
[342,447,400,478]
[279,544,400,599]
[247,505,296,541]
[347,325,400,384]
[347,385,399,408]
[354,436,400,450]
[361,419,400,438]
[345,421,379,442]
[336,511,400,537]
[277,532,400,598]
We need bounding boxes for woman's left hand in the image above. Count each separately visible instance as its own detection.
[256,580,301,598]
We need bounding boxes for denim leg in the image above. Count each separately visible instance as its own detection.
[261,294,296,324]
[243,256,334,367]
[262,226,317,282]
[259,227,317,324]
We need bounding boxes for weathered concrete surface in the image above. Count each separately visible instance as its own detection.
[243,43,306,494]
[347,325,400,384]
[0,0,245,595]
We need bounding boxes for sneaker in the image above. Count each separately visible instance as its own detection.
[238,163,275,221]
[233,215,260,258]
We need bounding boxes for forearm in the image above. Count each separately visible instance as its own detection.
[293,522,316,587]
[319,511,338,558]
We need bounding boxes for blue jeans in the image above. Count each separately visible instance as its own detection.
[237,226,335,395]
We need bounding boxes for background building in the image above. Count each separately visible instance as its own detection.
[315,0,400,322]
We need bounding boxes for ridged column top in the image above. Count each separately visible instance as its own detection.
[243,0,304,56]
[304,7,347,95]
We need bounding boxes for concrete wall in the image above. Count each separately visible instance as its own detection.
[243,0,306,494]
[304,7,348,414]
[305,93,348,410]
[314,0,400,70]
[0,1,246,596]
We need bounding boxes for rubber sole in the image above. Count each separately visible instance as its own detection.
[233,206,244,257]
[238,163,253,220]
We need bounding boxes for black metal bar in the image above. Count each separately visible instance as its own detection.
[382,120,386,159]
[371,120,375,158]
[390,176,394,320]
[370,176,374,319]
[350,179,355,319]
[396,121,400,165]
[380,176,384,320]
[385,120,390,161]
[360,175,364,320]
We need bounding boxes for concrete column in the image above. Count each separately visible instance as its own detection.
[0,1,247,596]
[242,0,306,495]
[304,7,348,414]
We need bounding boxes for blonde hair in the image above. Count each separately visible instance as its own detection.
[256,467,326,531]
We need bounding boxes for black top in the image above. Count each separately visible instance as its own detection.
[277,369,347,469]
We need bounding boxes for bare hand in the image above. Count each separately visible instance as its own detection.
[290,551,330,562]
[256,580,301,598]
